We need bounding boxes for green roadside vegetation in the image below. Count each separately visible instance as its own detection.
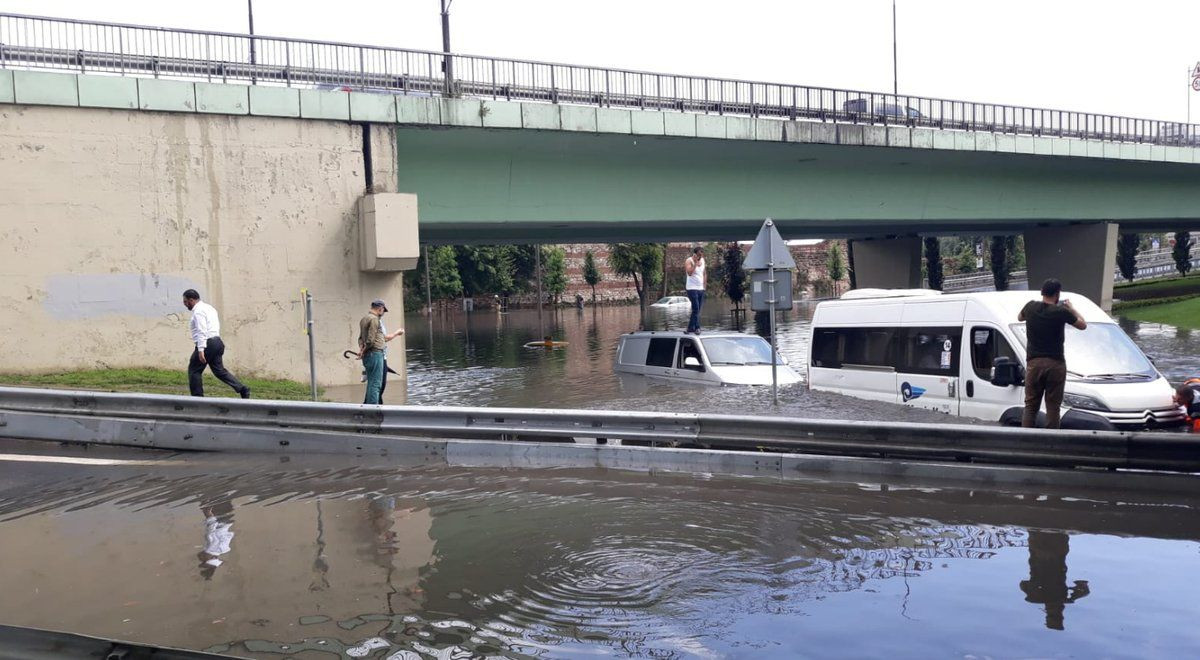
[0,368,321,400]
[1119,296,1200,331]
[1113,272,1200,303]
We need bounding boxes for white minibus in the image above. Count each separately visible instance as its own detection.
[808,289,1185,430]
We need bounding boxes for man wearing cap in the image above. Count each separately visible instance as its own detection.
[358,299,401,405]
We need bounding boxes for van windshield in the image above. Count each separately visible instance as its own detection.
[701,336,782,365]
[1009,322,1155,379]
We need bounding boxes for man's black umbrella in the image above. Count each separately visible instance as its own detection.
[343,350,399,375]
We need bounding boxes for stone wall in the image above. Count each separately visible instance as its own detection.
[0,104,406,387]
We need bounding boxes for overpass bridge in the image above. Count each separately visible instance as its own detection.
[3,13,1200,385]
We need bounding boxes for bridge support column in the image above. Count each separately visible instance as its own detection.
[849,237,923,289]
[1024,223,1118,312]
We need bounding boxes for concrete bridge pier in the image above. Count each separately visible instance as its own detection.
[1024,223,1118,311]
[848,236,924,289]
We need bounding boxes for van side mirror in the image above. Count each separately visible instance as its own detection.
[991,357,1023,388]
[684,356,701,368]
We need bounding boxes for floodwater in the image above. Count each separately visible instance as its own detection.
[1,442,1198,659]
[332,302,1200,419]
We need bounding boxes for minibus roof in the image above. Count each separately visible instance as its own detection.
[819,289,1112,325]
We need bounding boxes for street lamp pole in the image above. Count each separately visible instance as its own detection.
[892,0,898,96]
[440,0,454,96]
[247,0,257,83]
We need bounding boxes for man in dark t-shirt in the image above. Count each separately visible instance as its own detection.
[1018,279,1088,429]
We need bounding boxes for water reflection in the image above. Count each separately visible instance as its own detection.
[0,451,1198,658]
[1019,531,1090,631]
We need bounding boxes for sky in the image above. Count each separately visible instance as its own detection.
[5,0,1200,122]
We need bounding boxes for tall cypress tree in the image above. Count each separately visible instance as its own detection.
[1116,233,1140,282]
[989,236,1010,291]
[923,237,943,290]
[1173,231,1194,276]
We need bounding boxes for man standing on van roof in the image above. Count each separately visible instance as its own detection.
[685,246,706,334]
[1018,279,1087,429]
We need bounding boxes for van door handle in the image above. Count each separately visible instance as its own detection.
[966,380,974,398]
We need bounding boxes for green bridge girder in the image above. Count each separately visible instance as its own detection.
[397,126,1200,245]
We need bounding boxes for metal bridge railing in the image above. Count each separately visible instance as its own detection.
[3,12,1200,146]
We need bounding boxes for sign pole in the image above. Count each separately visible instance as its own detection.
[303,288,317,401]
[769,257,778,405]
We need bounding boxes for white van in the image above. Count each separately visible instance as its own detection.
[808,289,1185,430]
[614,330,802,386]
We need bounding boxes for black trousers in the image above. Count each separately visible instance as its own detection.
[189,337,247,397]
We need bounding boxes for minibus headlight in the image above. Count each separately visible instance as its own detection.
[1063,393,1109,412]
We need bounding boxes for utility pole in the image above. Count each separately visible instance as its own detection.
[248,0,257,83]
[892,0,898,96]
[440,0,454,96]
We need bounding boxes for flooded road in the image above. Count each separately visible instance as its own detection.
[332,302,1200,422]
[1,442,1199,659]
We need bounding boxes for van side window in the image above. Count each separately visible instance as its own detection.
[811,329,843,368]
[678,339,705,372]
[810,328,894,370]
[896,327,960,376]
[646,338,677,368]
[969,326,1017,380]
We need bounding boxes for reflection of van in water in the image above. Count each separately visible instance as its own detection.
[615,331,802,387]
[807,289,1185,430]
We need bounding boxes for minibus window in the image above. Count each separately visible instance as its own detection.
[646,338,677,368]
[897,327,961,376]
[970,327,1017,380]
[811,327,894,370]
[811,329,843,368]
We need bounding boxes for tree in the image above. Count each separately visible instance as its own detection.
[542,246,567,303]
[1116,233,1140,282]
[1173,231,1194,276]
[582,250,602,302]
[426,245,462,299]
[826,242,846,288]
[403,245,462,311]
[989,236,1012,291]
[609,243,663,309]
[454,246,513,297]
[721,243,747,309]
[845,240,856,289]
[923,237,943,290]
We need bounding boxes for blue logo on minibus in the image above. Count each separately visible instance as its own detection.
[901,382,926,402]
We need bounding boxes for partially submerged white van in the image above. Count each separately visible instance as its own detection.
[808,289,1185,430]
[615,330,802,386]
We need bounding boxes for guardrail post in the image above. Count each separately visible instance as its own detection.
[550,65,558,103]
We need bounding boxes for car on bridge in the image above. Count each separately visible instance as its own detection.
[843,98,923,120]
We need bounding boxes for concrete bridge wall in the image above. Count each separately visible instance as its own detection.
[0,102,406,388]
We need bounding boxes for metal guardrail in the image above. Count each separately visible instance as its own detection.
[3,12,1200,146]
[0,387,1197,473]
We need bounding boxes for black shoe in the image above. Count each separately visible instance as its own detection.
[240,387,251,399]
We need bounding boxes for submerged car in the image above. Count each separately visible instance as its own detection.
[614,330,802,387]
[650,296,691,309]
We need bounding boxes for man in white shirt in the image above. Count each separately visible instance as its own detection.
[183,289,250,398]
[684,246,706,334]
